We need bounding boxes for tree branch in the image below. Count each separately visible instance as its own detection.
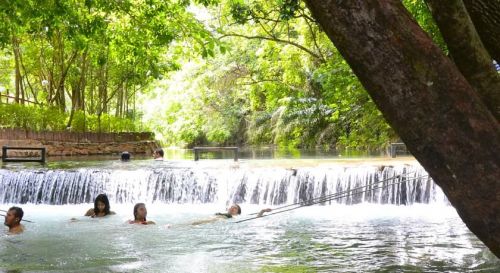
[462,0,500,62]
[219,33,325,62]
[425,0,500,119]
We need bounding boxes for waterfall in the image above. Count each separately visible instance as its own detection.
[0,164,447,205]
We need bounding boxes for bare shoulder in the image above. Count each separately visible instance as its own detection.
[9,225,24,234]
[109,211,116,215]
[84,208,95,216]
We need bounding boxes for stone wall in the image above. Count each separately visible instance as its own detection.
[0,139,160,157]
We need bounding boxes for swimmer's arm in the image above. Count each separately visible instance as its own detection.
[257,208,272,217]
[190,218,220,226]
[84,208,95,217]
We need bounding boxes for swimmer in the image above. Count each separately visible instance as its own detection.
[121,151,131,161]
[128,203,155,225]
[191,204,271,225]
[85,194,116,217]
[4,206,24,234]
[153,148,164,161]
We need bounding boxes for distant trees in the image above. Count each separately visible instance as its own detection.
[0,0,217,132]
[142,0,413,149]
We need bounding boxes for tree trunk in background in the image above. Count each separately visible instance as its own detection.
[304,0,500,257]
[425,0,500,119]
[97,59,108,133]
[463,0,500,62]
[67,50,88,129]
[115,81,123,117]
[55,31,66,111]
[88,62,95,114]
[12,36,24,104]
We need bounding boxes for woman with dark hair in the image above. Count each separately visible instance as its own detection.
[191,204,271,225]
[85,194,116,217]
[215,204,242,219]
[128,203,155,225]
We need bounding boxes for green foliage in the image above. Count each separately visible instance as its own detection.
[0,103,136,132]
[141,0,398,150]
[0,104,66,131]
[0,0,220,133]
[0,0,442,150]
[403,0,447,51]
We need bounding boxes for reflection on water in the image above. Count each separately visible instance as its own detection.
[4,146,410,165]
[0,204,498,272]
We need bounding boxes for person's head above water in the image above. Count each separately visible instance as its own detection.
[121,151,131,161]
[4,206,23,228]
[133,203,147,221]
[227,204,241,216]
[94,194,111,215]
[153,148,164,159]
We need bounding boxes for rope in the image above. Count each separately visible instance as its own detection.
[235,174,429,224]
[247,170,418,215]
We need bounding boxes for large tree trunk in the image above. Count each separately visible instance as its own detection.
[304,0,500,258]
[463,0,500,62]
[425,0,500,119]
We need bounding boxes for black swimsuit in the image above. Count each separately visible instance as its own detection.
[215,213,232,218]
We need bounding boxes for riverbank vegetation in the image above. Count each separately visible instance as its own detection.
[0,0,441,150]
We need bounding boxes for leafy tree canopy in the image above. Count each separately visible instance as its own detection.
[0,0,443,150]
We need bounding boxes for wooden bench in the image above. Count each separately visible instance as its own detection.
[2,146,46,163]
[389,142,407,158]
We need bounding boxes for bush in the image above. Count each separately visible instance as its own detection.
[0,103,141,133]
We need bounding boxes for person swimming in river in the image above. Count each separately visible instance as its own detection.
[128,203,155,225]
[4,206,24,234]
[191,204,271,225]
[153,148,164,161]
[85,194,116,218]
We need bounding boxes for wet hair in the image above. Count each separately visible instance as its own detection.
[232,204,241,215]
[9,206,23,221]
[121,151,131,161]
[133,203,146,221]
[155,148,164,157]
[94,194,111,215]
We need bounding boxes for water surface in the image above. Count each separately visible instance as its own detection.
[1,204,498,272]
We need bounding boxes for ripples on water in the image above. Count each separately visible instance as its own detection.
[0,204,498,272]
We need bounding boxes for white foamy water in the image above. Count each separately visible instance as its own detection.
[0,160,498,272]
[0,163,445,206]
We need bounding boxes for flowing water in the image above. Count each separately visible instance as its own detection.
[0,159,498,272]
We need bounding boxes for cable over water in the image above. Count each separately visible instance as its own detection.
[237,173,429,224]
[246,170,418,215]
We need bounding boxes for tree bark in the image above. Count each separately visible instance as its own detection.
[304,0,500,257]
[425,0,500,119]
[19,50,38,104]
[12,36,24,104]
[463,0,500,62]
